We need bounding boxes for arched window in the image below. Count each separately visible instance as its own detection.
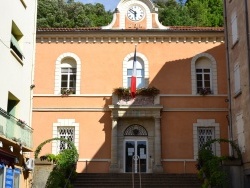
[54,53,81,95]
[123,52,149,88]
[191,53,218,95]
[124,124,148,136]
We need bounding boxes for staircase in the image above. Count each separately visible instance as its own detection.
[72,173,202,188]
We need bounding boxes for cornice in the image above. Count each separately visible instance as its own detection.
[37,30,225,44]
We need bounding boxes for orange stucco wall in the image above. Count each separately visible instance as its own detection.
[33,31,228,174]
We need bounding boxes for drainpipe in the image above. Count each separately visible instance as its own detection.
[223,0,234,154]
[244,0,250,98]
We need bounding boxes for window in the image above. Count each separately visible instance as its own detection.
[196,68,211,93]
[61,65,76,94]
[198,127,215,153]
[123,52,149,88]
[234,63,241,96]
[52,119,79,154]
[193,119,221,159]
[58,127,75,151]
[127,60,145,88]
[60,58,76,94]
[231,11,238,46]
[10,22,24,61]
[191,53,218,95]
[54,53,81,95]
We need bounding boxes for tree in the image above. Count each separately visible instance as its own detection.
[37,0,112,28]
[154,0,223,27]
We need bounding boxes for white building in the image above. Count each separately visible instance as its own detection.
[0,0,37,187]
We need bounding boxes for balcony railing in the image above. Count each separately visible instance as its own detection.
[0,107,33,149]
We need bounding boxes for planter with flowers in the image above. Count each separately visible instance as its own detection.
[199,88,212,95]
[113,86,160,105]
[61,88,75,96]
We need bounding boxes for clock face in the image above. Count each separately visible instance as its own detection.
[127,5,144,21]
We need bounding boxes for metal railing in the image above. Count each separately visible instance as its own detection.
[0,107,33,148]
[132,155,141,188]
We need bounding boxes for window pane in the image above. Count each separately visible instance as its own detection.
[61,68,68,73]
[197,81,203,87]
[204,81,210,88]
[196,69,202,73]
[196,74,202,80]
[70,68,77,73]
[204,74,210,80]
[204,69,210,73]
[127,69,132,76]
[136,69,144,77]
[61,75,68,81]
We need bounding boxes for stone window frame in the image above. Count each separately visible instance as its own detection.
[54,53,81,94]
[52,119,79,154]
[191,53,218,95]
[193,119,221,159]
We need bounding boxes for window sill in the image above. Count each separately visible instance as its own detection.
[10,49,23,65]
[20,0,27,8]
[233,90,242,98]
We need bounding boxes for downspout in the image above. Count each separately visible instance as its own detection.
[223,0,233,154]
[244,0,250,100]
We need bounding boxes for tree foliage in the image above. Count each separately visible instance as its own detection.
[37,0,223,28]
[37,0,112,28]
[154,0,223,26]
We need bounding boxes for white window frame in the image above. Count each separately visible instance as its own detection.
[123,52,149,88]
[61,63,77,94]
[191,53,218,95]
[196,68,212,93]
[52,119,79,154]
[193,119,221,159]
[54,53,81,95]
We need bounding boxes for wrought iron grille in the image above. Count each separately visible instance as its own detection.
[124,124,148,136]
[198,127,215,151]
[58,127,75,151]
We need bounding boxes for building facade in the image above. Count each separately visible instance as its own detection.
[224,0,250,187]
[33,0,229,174]
[0,0,37,187]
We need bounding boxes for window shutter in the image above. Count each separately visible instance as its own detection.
[231,12,238,45]
[234,63,241,94]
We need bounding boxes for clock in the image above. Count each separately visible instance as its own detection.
[127,5,145,21]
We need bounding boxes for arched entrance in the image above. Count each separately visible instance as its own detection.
[123,124,148,173]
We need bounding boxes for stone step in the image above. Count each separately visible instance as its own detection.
[72,173,202,188]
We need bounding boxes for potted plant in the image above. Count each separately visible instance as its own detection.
[199,88,212,95]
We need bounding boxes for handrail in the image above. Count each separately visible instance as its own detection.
[132,155,142,188]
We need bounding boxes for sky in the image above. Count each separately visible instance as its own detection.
[76,0,186,11]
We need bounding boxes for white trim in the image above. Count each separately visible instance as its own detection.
[54,53,81,95]
[123,52,149,87]
[191,53,218,95]
[193,119,221,159]
[52,119,79,154]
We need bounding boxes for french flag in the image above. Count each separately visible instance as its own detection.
[130,45,137,98]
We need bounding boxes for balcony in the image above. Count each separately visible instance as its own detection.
[0,108,33,150]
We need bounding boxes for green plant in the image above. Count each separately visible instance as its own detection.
[197,138,242,188]
[113,86,160,97]
[35,138,79,188]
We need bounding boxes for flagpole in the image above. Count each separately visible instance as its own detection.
[130,44,137,98]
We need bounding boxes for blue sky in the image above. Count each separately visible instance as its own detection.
[76,0,186,11]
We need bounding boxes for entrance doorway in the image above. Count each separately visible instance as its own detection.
[125,140,147,173]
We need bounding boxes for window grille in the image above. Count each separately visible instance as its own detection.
[124,124,148,136]
[198,127,215,152]
[58,127,75,151]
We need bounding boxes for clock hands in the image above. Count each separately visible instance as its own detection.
[129,8,137,19]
